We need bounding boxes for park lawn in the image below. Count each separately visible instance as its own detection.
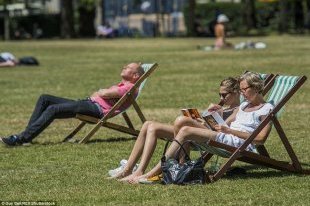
[0,36,309,206]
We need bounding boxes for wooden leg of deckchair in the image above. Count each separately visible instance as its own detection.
[79,122,102,144]
[202,152,214,165]
[256,145,270,158]
[132,100,146,123]
[272,116,303,172]
[122,112,135,129]
[63,121,86,142]
[212,150,241,182]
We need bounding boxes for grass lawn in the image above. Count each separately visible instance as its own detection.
[0,36,309,206]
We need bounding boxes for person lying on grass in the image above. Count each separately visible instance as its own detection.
[109,77,240,183]
[0,62,144,146]
[128,72,274,184]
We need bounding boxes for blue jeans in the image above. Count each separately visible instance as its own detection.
[18,94,103,142]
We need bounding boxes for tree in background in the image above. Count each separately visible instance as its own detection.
[78,0,96,37]
[242,0,257,31]
[60,0,75,38]
[187,0,196,36]
[278,0,290,33]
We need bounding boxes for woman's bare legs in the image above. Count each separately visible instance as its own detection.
[174,116,206,135]
[174,116,207,163]
[129,126,218,183]
[118,121,174,181]
[112,121,153,178]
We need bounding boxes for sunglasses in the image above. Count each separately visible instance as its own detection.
[239,86,252,93]
[219,92,230,99]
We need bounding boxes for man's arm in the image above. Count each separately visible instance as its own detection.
[90,87,121,99]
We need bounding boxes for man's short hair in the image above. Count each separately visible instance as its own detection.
[136,63,145,77]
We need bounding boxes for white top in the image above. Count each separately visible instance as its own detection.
[230,101,274,134]
[0,52,16,61]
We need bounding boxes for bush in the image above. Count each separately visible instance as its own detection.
[10,14,61,39]
[183,2,287,36]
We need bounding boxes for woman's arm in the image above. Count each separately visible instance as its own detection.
[214,125,251,140]
[215,114,272,145]
[224,107,238,126]
[255,115,272,144]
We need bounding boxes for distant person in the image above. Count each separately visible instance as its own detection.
[0,52,39,67]
[214,14,233,50]
[97,23,115,38]
[197,14,233,51]
[0,52,18,67]
[0,63,144,146]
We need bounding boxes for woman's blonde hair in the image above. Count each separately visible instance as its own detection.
[239,72,264,93]
[220,77,239,93]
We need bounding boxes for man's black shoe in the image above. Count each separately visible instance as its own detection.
[0,135,23,146]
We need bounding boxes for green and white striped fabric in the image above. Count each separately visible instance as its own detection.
[267,75,299,106]
[136,63,155,99]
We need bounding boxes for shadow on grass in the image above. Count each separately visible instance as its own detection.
[222,164,310,181]
[87,136,136,143]
[32,136,137,145]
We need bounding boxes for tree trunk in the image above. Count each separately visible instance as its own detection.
[278,0,290,34]
[294,0,304,33]
[4,2,10,40]
[78,5,96,37]
[242,0,257,31]
[188,0,196,36]
[60,0,75,38]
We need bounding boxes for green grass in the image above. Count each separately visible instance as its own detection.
[0,36,309,206]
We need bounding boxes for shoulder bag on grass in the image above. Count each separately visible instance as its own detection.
[161,140,208,185]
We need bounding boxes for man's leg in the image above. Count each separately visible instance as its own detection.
[20,99,101,143]
[23,94,75,132]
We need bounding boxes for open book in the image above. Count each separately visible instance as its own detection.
[202,111,228,131]
[181,108,202,119]
[181,108,228,131]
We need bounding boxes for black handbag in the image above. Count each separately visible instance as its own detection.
[161,140,208,185]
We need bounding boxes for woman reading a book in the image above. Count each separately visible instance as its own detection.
[108,77,240,182]
[131,72,274,184]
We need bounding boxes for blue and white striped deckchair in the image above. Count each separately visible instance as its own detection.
[63,63,158,144]
[201,74,308,183]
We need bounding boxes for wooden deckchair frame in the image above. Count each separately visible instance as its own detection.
[63,63,158,144]
[202,75,308,183]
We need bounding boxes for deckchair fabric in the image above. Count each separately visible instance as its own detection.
[267,75,299,115]
[63,63,158,144]
[201,74,308,183]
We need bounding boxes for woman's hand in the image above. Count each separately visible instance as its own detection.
[208,104,222,112]
[214,124,231,134]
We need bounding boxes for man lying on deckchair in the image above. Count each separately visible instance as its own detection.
[0,62,144,146]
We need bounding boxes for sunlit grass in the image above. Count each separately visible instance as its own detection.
[0,36,309,205]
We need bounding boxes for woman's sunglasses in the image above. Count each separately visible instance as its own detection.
[219,92,230,99]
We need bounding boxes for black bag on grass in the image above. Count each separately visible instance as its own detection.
[161,140,207,185]
[18,56,39,66]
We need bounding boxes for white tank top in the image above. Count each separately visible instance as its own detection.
[230,101,274,133]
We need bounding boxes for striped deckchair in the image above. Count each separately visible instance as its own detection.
[63,63,158,144]
[201,74,308,183]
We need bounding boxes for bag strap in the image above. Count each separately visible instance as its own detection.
[181,140,205,156]
[161,139,191,162]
